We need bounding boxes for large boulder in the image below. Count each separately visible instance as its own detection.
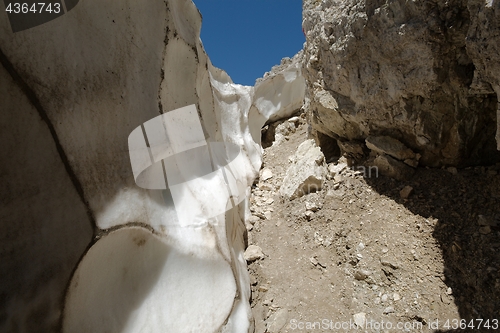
[280,139,327,200]
[302,0,500,167]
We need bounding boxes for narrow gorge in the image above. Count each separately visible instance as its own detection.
[1,1,499,333]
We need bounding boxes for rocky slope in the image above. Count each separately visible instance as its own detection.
[248,115,500,333]
[302,0,500,168]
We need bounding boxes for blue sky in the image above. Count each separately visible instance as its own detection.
[192,0,304,86]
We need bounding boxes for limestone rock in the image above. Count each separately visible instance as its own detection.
[260,168,273,181]
[303,0,500,167]
[267,309,289,333]
[366,136,416,161]
[328,161,347,176]
[373,155,415,181]
[244,245,265,262]
[400,186,414,199]
[280,140,327,199]
[353,312,366,328]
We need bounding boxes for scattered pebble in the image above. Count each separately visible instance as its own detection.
[400,185,413,199]
[258,285,269,292]
[354,269,372,280]
[380,257,399,269]
[447,167,458,175]
[261,168,273,181]
[248,215,260,225]
[383,306,395,314]
[305,201,321,211]
[479,226,492,235]
[353,312,366,328]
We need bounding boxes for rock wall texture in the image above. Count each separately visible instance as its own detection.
[303,0,500,167]
[0,0,296,332]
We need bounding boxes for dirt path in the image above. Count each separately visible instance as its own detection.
[247,115,500,333]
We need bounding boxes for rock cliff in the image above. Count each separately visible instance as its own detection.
[302,0,500,167]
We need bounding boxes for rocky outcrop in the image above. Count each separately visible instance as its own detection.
[0,0,301,332]
[303,0,500,167]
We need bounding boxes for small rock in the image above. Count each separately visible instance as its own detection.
[333,174,343,183]
[373,154,415,180]
[328,162,347,175]
[245,223,253,231]
[258,183,273,191]
[353,312,366,328]
[305,201,320,211]
[446,287,453,295]
[478,215,497,226]
[393,293,401,301]
[354,269,372,280]
[258,285,269,292]
[244,245,265,262]
[380,257,399,269]
[250,275,258,286]
[487,169,497,176]
[264,211,272,220]
[381,294,388,303]
[267,308,288,333]
[383,306,395,314]
[404,158,419,167]
[305,210,314,220]
[400,185,413,199]
[288,116,300,123]
[309,256,319,266]
[366,136,416,161]
[248,215,260,225]
[260,168,273,181]
[263,298,273,306]
[447,167,458,175]
[479,226,492,234]
[440,294,451,304]
[357,242,365,251]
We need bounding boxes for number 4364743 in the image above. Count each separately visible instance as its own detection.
[5,3,61,14]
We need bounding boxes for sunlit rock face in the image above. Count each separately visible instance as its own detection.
[302,0,500,167]
[0,0,297,332]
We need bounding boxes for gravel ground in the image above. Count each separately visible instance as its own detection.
[247,116,500,333]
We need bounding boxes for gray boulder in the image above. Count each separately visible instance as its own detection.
[280,139,327,199]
